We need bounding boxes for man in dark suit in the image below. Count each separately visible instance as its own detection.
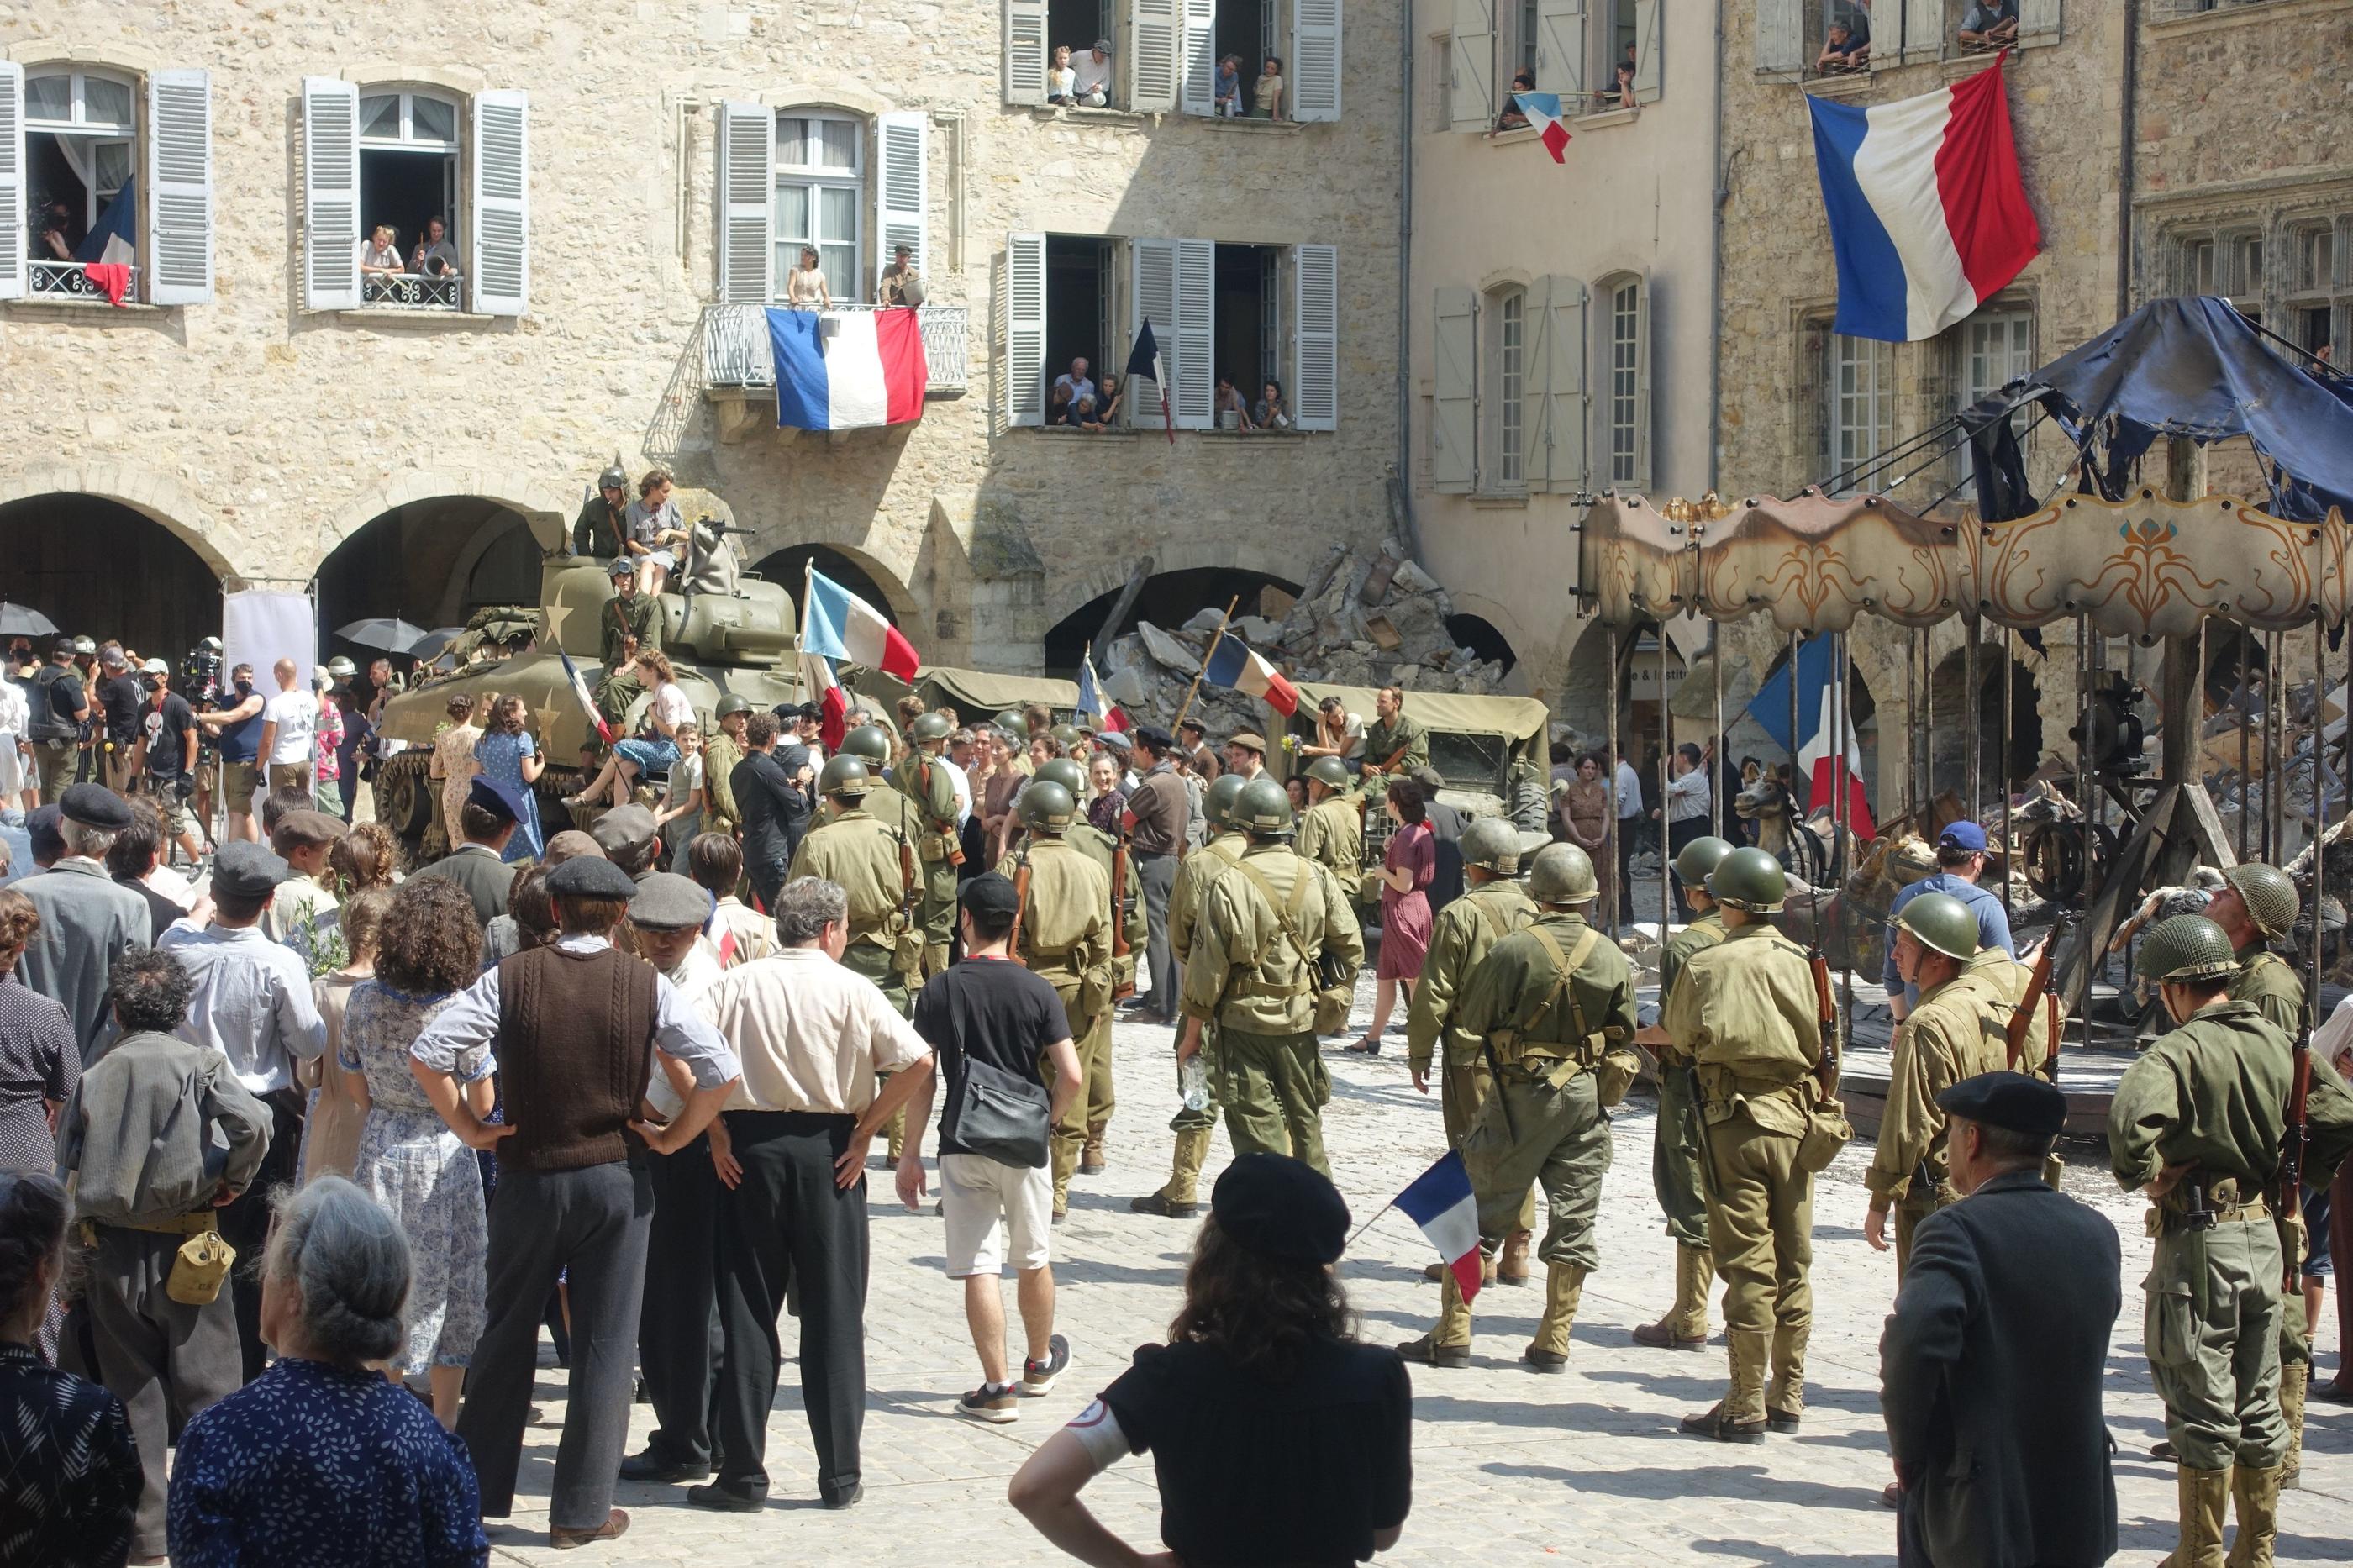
[1880,1072,2120,1568]
[410,774,523,927]
[731,713,811,910]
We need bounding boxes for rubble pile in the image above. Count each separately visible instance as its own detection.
[1099,538,1512,734]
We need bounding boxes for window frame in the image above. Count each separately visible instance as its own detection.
[1825,329,1896,497]
[1487,282,1528,487]
[24,66,139,234]
[772,108,866,306]
[1606,278,1642,485]
[350,84,466,313]
[357,87,461,152]
[1956,306,2035,487]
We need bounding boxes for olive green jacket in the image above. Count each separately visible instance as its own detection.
[1661,923,1824,1132]
[787,808,908,948]
[1065,821,1148,977]
[1181,843,1362,1034]
[2108,997,2353,1196]
[703,733,743,835]
[1656,909,1726,1067]
[1453,910,1636,1069]
[1405,879,1535,1073]
[1295,794,1364,898]
[1170,831,1247,965]
[2230,944,2305,1038]
[1867,968,2013,1202]
[1362,713,1429,776]
[995,837,1112,986]
[599,592,661,671]
[1964,945,2049,1070]
[902,750,965,899]
[574,497,625,560]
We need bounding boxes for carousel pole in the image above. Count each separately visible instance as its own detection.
[1660,640,1673,934]
[1787,630,1803,850]
[2268,630,2285,862]
[2001,625,2015,926]
[1964,619,1981,824]
[2239,633,2254,862]
[2314,607,2327,1025]
[1907,628,1921,823]
[1606,624,1622,939]
[2076,614,2093,900]
[1712,624,1725,840]
[1834,631,1854,1051]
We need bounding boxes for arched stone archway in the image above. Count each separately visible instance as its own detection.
[321,466,570,559]
[1043,566,1303,679]
[751,544,914,626]
[316,495,535,665]
[0,492,224,660]
[1037,539,1330,634]
[0,459,245,581]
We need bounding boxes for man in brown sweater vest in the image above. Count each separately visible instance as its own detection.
[411,855,740,1551]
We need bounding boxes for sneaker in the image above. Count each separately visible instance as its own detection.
[958,1382,1020,1423]
[1021,1334,1071,1396]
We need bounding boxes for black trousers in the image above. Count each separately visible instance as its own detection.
[640,1134,724,1470]
[216,1093,303,1384]
[1615,821,1639,923]
[460,1160,653,1530]
[713,1110,868,1504]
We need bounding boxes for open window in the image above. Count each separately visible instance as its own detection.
[1007,231,1122,428]
[716,103,926,310]
[356,89,461,308]
[6,62,213,306]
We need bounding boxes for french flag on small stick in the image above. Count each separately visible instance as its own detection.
[1808,55,2040,343]
[558,650,614,745]
[801,566,919,752]
[1202,634,1299,718]
[766,308,929,431]
[1078,653,1126,734]
[1394,1150,1484,1303]
[1510,93,1571,163]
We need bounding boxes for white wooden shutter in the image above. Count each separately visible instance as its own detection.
[1756,0,1805,73]
[876,110,928,286]
[1433,287,1477,493]
[1629,272,1651,492]
[1007,231,1048,426]
[1180,0,1219,116]
[301,76,361,310]
[1133,238,1177,424]
[469,90,529,316]
[1174,238,1215,429]
[1292,0,1342,122]
[1292,243,1338,431]
[0,65,24,302]
[2018,0,2061,40]
[1542,276,1588,493]
[1132,0,1182,112]
[1451,0,1496,133]
[145,68,213,305]
[717,101,775,305]
[1005,0,1050,106]
[1520,282,1553,490]
[1534,1,1584,99]
[1631,0,1662,102]
[1901,0,1943,62]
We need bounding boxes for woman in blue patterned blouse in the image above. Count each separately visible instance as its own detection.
[166,1179,488,1568]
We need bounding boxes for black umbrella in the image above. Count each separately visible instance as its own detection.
[334,618,431,655]
[0,602,59,638]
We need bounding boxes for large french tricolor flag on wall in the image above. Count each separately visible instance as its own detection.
[1807,55,2040,344]
[766,308,929,431]
[1202,634,1299,718]
[1747,634,1877,841]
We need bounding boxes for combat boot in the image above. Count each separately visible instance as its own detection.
[1680,1327,1770,1442]
[2163,1466,2230,1568]
[1424,1250,1500,1286]
[2278,1360,2306,1490]
[1766,1319,1808,1429]
[1634,1246,1712,1350]
[1523,1264,1584,1373]
[1396,1271,1473,1369]
[1498,1229,1533,1286]
[2223,1465,2281,1568]
[1080,1120,1108,1176]
[1130,1129,1209,1218]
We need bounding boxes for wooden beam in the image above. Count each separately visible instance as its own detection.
[1091,555,1155,655]
[2056,782,2179,1018]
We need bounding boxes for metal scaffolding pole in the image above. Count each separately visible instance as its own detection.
[1606,624,1622,939]
[2000,625,2014,926]
[1965,620,1981,821]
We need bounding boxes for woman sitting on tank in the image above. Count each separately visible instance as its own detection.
[561,650,693,812]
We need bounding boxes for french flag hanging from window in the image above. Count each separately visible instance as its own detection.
[766,308,929,431]
[1806,55,2040,344]
[1510,93,1571,163]
[74,176,138,306]
[1746,634,1877,841]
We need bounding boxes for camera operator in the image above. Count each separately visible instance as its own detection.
[138,659,206,866]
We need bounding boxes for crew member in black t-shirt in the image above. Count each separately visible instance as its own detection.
[95,650,146,796]
[1010,1153,1414,1565]
[135,663,204,866]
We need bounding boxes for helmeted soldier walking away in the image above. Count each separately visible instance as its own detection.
[1293,755,1365,903]
[1032,758,1144,1176]
[1636,834,1733,1350]
[2108,913,2353,1568]
[1133,773,1249,1218]
[902,713,966,980]
[787,756,923,1016]
[1405,817,1540,1291]
[1395,843,1637,1373]
[1177,778,1362,1176]
[1665,846,1834,1442]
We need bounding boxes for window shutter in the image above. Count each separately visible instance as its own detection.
[1451,0,1496,133]
[144,68,213,306]
[1007,232,1048,426]
[2018,0,2061,41]
[1901,0,1944,62]
[301,76,361,311]
[469,90,529,316]
[1629,271,1652,492]
[0,65,24,301]
[1535,1,1585,99]
[1292,0,1342,122]
[1292,243,1338,431]
[1755,0,1805,73]
[1132,236,1177,421]
[1132,0,1182,112]
[1433,287,1477,493]
[1174,238,1216,429]
[1631,0,1662,102]
[1520,282,1553,489]
[717,101,775,305]
[1181,0,1219,116]
[1542,275,1588,493]
[1005,0,1050,106]
[876,110,928,287]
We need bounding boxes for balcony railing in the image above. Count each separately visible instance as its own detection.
[29,260,139,303]
[702,303,969,395]
[358,272,465,312]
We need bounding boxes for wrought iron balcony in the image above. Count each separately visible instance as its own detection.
[702,303,969,395]
[29,260,139,303]
[358,271,465,311]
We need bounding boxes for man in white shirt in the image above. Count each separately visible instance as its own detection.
[1611,746,1644,928]
[1071,39,1113,106]
[689,876,936,1513]
[257,657,318,796]
[945,729,979,827]
[1051,357,1098,408]
[1656,742,1713,922]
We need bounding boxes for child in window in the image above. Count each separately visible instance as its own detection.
[1048,45,1076,105]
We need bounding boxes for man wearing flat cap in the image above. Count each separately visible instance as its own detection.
[14,783,152,1060]
[261,807,348,962]
[410,775,525,928]
[1881,1072,2119,1568]
[592,801,664,881]
[1221,732,1267,783]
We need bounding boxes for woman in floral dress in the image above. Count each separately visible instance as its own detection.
[471,695,545,862]
[298,887,392,1187]
[343,877,492,1429]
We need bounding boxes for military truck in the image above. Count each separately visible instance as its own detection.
[371,547,803,860]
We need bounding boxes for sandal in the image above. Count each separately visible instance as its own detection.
[1344,1036,1383,1055]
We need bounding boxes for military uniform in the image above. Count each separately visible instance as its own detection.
[1295,791,1365,902]
[1140,825,1249,1213]
[703,731,744,837]
[1867,964,2012,1269]
[786,802,919,1015]
[2231,944,2304,1038]
[1361,711,1429,778]
[900,747,965,976]
[595,592,662,732]
[1649,906,1725,1340]
[998,834,1113,1213]
[1064,818,1145,1169]
[574,497,625,560]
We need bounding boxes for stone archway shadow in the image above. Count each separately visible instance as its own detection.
[0,458,246,581]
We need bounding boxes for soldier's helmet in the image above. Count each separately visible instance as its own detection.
[1019,779,1076,833]
[1305,755,1352,792]
[2221,862,2300,942]
[1034,758,1087,797]
[909,711,952,744]
[1707,845,1789,913]
[1896,891,1980,962]
[715,693,753,718]
[1234,777,1296,837]
[818,755,873,799]
[1050,723,1085,750]
[840,724,893,766]
[1673,834,1737,891]
[1203,773,1249,831]
[598,463,629,491]
[2134,913,2242,984]
[1527,843,1599,905]
[325,656,357,681]
[1459,816,1524,875]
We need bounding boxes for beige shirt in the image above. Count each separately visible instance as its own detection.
[699,946,930,1114]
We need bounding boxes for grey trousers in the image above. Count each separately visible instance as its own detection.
[83,1225,242,1558]
[459,1160,653,1531]
[1138,850,1178,1015]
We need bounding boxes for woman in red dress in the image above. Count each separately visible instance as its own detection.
[1350,778,1434,1055]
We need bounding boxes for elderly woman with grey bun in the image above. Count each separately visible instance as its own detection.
[165,1178,490,1568]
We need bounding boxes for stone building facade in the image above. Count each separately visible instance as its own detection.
[0,1,1402,678]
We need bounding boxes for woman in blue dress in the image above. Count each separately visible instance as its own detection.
[471,695,545,862]
[344,877,492,1430]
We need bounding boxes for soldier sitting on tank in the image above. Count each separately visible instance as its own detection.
[594,556,662,736]
[574,463,629,558]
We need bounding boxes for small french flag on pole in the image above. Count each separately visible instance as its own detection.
[1511,92,1571,163]
[1393,1150,1484,1303]
[559,650,613,745]
[1202,634,1300,718]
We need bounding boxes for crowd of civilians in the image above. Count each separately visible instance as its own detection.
[1045,39,1291,120]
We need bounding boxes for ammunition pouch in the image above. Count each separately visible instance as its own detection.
[1595,1044,1642,1108]
[1795,1093,1853,1174]
[918,829,954,864]
[1080,961,1115,1020]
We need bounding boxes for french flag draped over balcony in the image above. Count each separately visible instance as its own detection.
[1202,634,1299,718]
[1746,634,1877,841]
[1394,1150,1484,1303]
[765,308,929,432]
[73,177,137,306]
[800,565,920,750]
[1806,54,2040,343]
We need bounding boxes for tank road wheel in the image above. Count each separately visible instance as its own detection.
[375,751,435,860]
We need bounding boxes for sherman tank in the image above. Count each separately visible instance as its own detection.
[371,529,802,860]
